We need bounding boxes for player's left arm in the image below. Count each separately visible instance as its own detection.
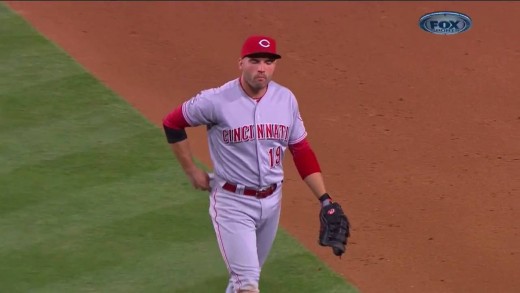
[289,135,351,258]
[287,93,351,256]
[287,93,329,202]
[288,139,326,200]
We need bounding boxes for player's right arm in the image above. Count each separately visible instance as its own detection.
[163,105,210,191]
[162,91,215,191]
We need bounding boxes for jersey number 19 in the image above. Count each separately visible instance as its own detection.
[268,146,282,168]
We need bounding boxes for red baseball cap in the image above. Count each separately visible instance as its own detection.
[240,35,282,59]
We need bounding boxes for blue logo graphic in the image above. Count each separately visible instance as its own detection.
[419,11,472,35]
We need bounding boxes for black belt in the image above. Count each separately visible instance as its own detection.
[222,182,278,198]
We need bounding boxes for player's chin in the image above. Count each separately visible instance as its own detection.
[253,78,269,89]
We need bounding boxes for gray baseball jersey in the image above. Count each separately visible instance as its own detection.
[182,78,307,188]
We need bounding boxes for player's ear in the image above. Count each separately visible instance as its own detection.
[238,58,243,70]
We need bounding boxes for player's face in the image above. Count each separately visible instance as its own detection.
[239,57,277,91]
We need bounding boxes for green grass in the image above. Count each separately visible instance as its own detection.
[0,3,358,292]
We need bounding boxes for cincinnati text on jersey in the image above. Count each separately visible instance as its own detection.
[222,123,290,144]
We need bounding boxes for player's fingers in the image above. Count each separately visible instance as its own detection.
[200,186,211,192]
[192,178,200,187]
[202,173,211,191]
[194,179,210,191]
[200,181,211,191]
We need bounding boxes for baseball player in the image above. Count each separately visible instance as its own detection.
[162,35,350,293]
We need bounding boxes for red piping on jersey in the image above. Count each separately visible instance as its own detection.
[289,138,322,179]
[163,105,190,129]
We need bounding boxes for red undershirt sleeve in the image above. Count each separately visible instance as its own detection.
[163,105,190,130]
[288,138,321,179]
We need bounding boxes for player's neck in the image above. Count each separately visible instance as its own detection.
[239,76,267,100]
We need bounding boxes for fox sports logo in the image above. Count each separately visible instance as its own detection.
[419,11,472,35]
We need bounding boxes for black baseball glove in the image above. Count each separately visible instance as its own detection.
[318,195,350,257]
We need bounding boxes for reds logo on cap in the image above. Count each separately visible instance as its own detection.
[241,35,281,59]
[258,39,271,48]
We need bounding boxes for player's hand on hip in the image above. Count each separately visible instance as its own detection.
[187,168,211,191]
